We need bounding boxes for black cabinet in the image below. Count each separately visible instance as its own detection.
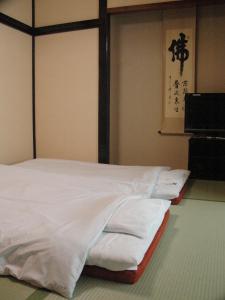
[188,136,225,180]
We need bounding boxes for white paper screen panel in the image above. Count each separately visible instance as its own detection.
[108,0,179,8]
[0,0,32,26]
[35,0,99,27]
[0,24,33,164]
[36,29,98,162]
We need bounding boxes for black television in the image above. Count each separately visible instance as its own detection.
[184,93,225,135]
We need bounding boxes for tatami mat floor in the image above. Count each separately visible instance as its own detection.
[185,179,225,202]
[1,181,225,300]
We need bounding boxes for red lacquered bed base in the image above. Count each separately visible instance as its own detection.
[171,183,187,205]
[82,210,170,284]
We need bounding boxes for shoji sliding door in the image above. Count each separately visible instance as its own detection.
[35,0,99,162]
[0,1,33,164]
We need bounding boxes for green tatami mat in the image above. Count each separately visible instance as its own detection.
[0,277,36,300]
[1,199,225,300]
[185,179,225,202]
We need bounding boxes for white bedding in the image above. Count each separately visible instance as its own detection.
[86,207,167,271]
[0,164,163,297]
[16,159,170,196]
[104,198,170,239]
[16,159,189,200]
[151,169,190,199]
[14,159,191,276]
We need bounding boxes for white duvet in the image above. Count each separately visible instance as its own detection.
[16,159,189,200]
[0,164,163,298]
[16,159,170,194]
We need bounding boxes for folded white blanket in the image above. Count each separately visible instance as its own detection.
[104,198,170,239]
[87,210,166,271]
[152,169,190,199]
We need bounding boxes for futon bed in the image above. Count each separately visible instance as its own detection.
[15,160,189,282]
[16,159,190,205]
[0,160,189,298]
[84,209,170,284]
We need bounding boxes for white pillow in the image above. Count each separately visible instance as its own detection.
[152,169,190,199]
[104,198,170,239]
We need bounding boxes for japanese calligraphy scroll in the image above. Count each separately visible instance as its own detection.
[161,7,196,134]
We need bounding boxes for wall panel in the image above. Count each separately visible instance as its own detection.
[196,4,225,92]
[35,0,99,27]
[110,11,188,169]
[0,0,32,25]
[110,4,225,168]
[36,29,98,162]
[0,24,33,164]
[108,0,179,8]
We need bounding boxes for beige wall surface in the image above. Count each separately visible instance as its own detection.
[0,24,33,164]
[197,4,225,92]
[0,0,32,25]
[36,29,98,162]
[35,0,99,27]
[108,0,179,8]
[110,4,225,168]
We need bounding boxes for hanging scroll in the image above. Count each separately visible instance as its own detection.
[161,8,196,134]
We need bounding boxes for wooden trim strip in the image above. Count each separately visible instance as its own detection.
[0,12,33,35]
[35,19,100,36]
[98,0,110,163]
[32,0,36,158]
[107,0,225,15]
